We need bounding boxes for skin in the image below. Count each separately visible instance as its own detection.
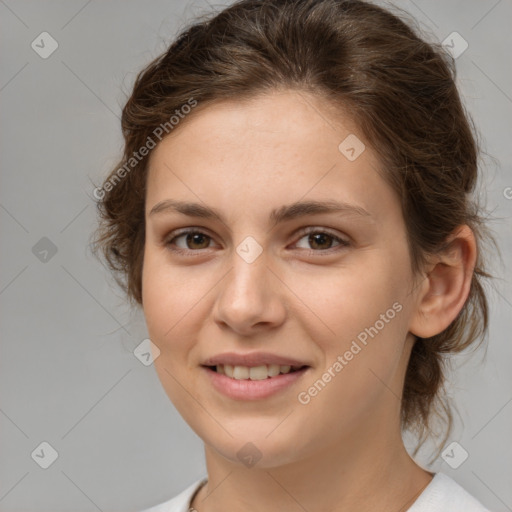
[141,90,476,512]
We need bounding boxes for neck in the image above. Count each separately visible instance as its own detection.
[191,417,432,512]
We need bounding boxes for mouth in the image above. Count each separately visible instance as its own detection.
[203,363,308,381]
[201,363,310,400]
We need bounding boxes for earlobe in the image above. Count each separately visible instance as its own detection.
[409,225,477,339]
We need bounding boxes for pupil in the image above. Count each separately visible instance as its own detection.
[187,233,209,249]
[309,233,332,250]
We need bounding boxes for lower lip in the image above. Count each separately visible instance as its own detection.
[203,366,309,400]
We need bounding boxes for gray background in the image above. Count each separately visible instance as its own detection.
[0,1,511,511]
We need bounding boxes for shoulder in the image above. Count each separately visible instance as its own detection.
[139,477,207,512]
[137,473,491,512]
[408,472,491,512]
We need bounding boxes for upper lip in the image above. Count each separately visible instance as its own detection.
[202,352,310,367]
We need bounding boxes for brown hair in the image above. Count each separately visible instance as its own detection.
[92,0,493,455]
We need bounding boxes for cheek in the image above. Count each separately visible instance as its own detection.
[141,249,221,393]
[142,249,203,338]
[302,251,412,399]
[306,256,407,345]
[141,251,191,388]
[296,292,409,437]
[141,252,200,412]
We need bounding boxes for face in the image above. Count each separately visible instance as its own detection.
[142,90,421,468]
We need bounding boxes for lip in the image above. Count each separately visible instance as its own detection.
[203,365,310,400]
[201,351,310,367]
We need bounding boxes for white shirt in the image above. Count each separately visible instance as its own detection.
[141,472,491,512]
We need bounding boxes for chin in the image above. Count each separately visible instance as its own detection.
[199,421,318,470]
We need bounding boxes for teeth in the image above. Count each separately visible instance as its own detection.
[249,365,268,380]
[268,364,280,377]
[233,366,249,379]
[213,364,301,380]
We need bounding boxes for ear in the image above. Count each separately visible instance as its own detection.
[409,225,477,339]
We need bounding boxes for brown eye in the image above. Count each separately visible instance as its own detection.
[294,229,349,252]
[308,233,335,250]
[184,232,211,249]
[167,230,214,251]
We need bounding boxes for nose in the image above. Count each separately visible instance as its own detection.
[213,246,287,336]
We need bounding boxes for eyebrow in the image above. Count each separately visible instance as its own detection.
[149,199,371,225]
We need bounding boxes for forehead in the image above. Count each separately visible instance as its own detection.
[151,90,362,154]
[145,90,397,224]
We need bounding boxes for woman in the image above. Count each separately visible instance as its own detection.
[93,1,493,510]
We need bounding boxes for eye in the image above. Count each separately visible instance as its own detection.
[293,228,350,253]
[165,229,215,253]
[164,227,350,255]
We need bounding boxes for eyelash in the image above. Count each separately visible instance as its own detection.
[164,227,350,256]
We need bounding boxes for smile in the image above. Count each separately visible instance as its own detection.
[208,364,306,380]
[202,364,310,400]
